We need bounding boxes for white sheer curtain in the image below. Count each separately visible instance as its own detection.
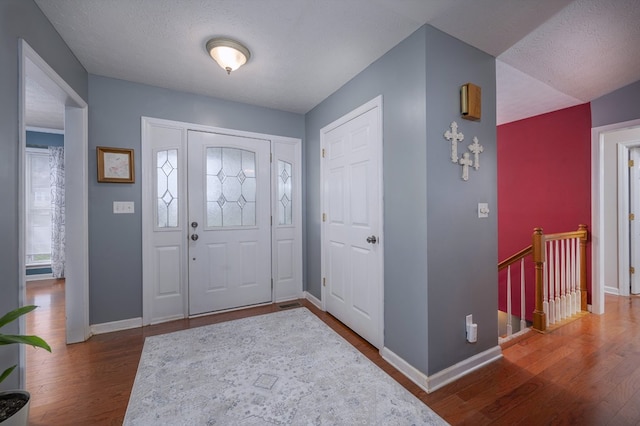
[49,146,65,278]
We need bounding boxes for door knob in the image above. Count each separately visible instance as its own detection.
[191,234,199,241]
[366,235,377,244]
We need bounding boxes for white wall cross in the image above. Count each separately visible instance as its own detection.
[444,121,464,163]
[468,137,484,171]
[459,152,473,181]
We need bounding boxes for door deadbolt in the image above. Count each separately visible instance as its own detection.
[191,221,198,228]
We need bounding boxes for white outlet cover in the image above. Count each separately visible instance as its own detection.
[478,203,489,218]
[113,201,135,214]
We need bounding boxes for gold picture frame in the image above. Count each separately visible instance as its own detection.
[97,146,135,183]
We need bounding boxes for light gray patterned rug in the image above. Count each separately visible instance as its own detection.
[124,307,448,425]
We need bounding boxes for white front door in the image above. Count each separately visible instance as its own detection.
[187,130,272,315]
[321,97,383,349]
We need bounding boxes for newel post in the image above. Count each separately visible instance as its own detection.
[532,228,546,332]
[579,224,588,311]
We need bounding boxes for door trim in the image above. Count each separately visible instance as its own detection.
[141,117,302,325]
[592,119,640,314]
[616,135,640,297]
[319,95,384,348]
[628,147,640,294]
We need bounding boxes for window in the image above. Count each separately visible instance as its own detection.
[277,160,293,225]
[156,149,179,228]
[25,148,52,266]
[206,147,257,227]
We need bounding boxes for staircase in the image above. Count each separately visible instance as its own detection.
[498,225,588,342]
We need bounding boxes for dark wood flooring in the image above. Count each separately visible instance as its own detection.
[25,279,640,425]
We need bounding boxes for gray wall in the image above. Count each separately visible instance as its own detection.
[424,26,497,374]
[305,26,429,370]
[305,24,497,376]
[0,0,87,390]
[591,80,640,127]
[88,75,304,324]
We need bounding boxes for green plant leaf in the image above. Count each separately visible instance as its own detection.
[0,305,37,329]
[0,365,16,384]
[0,335,51,352]
[0,306,51,385]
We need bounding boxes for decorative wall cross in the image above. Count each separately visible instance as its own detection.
[442,121,485,182]
[459,152,473,181]
[468,137,484,171]
[444,121,464,163]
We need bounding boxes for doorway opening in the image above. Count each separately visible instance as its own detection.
[592,119,640,313]
[19,39,90,387]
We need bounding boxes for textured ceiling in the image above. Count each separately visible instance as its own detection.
[28,0,640,130]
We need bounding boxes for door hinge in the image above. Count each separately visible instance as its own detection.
[322,148,325,158]
[323,277,326,287]
[322,213,326,222]
[271,215,273,226]
[271,278,274,288]
[631,267,635,274]
[630,159,635,167]
[270,153,273,162]
[631,213,635,221]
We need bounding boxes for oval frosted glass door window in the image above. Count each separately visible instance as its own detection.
[206,147,256,227]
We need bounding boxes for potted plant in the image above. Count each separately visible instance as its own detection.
[0,305,51,425]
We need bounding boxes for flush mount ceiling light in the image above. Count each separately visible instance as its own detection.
[206,37,251,75]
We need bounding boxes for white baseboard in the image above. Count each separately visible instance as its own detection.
[381,345,502,393]
[90,317,142,335]
[604,286,620,295]
[380,347,430,392]
[26,273,54,281]
[275,295,302,304]
[304,291,322,310]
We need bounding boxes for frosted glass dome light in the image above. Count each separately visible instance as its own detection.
[206,38,251,75]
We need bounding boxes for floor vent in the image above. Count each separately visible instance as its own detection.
[278,302,301,310]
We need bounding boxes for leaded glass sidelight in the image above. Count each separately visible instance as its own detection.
[278,160,292,225]
[157,149,179,228]
[207,147,256,227]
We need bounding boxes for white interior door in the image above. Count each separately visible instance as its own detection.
[322,97,383,349]
[187,131,271,315]
[631,148,640,294]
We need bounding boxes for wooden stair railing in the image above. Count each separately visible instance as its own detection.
[499,224,588,335]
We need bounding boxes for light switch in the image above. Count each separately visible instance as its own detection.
[113,201,135,214]
[478,203,489,218]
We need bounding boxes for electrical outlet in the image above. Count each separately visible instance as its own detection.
[466,314,477,343]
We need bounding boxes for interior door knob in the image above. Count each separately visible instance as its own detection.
[191,234,199,241]
[366,235,377,244]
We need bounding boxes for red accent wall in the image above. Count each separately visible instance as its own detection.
[497,103,592,318]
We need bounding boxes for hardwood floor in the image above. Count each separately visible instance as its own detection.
[26,280,640,425]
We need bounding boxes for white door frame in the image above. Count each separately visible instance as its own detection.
[18,40,90,385]
[615,132,640,296]
[628,147,640,294]
[592,118,640,313]
[319,95,384,348]
[141,117,302,325]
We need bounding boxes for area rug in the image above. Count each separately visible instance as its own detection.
[124,307,448,425]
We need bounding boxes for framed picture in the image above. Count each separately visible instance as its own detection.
[97,146,135,183]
